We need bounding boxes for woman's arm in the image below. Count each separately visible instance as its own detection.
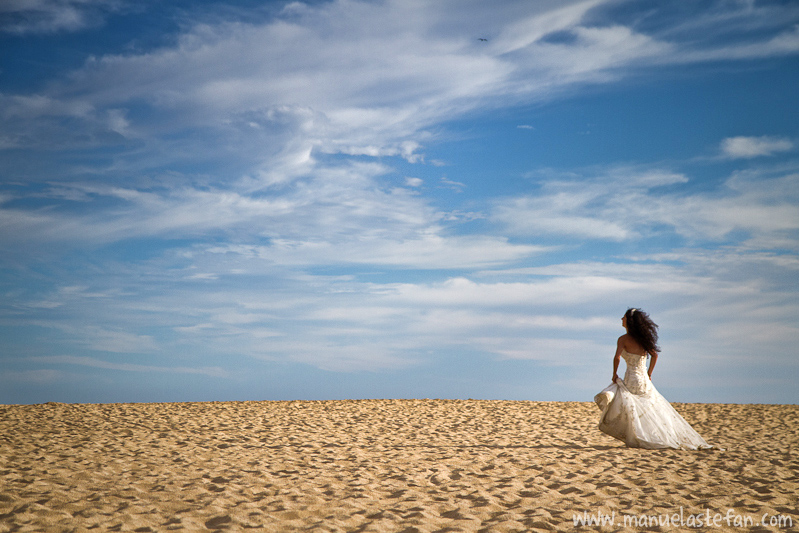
[648,351,658,379]
[612,337,623,383]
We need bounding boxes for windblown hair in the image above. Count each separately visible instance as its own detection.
[625,308,660,354]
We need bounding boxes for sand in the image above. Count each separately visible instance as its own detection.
[1,399,797,532]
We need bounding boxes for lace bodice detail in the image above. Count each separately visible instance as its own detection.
[621,350,650,395]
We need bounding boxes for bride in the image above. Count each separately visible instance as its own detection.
[594,308,713,450]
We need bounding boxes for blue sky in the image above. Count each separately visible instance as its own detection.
[1,0,798,405]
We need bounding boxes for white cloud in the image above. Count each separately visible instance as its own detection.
[28,355,227,377]
[1,0,796,196]
[45,1,524,163]
[491,167,689,240]
[71,326,158,353]
[438,177,466,193]
[681,25,799,63]
[5,221,796,383]
[0,0,120,34]
[721,136,794,159]
[491,165,799,247]
[200,234,542,270]
[10,0,791,172]
[384,275,646,308]
[494,194,631,240]
[0,369,65,384]
[0,157,543,269]
[43,243,799,372]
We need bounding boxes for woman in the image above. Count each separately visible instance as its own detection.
[594,308,712,450]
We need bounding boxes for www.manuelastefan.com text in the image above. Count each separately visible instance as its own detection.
[573,508,793,529]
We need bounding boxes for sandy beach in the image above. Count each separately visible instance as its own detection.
[1,399,796,532]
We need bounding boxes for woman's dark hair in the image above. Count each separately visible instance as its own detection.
[625,308,660,354]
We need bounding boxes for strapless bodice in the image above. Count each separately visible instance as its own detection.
[621,350,650,394]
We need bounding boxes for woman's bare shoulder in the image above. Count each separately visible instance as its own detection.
[618,334,644,354]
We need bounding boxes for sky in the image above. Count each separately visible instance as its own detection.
[1,0,798,405]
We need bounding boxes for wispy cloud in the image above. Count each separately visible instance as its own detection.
[721,136,794,159]
[13,239,795,380]
[0,160,541,269]
[0,369,65,384]
[4,0,797,180]
[0,0,121,35]
[492,165,799,248]
[28,355,227,377]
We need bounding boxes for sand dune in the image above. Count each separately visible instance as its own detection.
[1,399,796,532]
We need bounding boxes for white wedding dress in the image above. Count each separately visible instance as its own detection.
[594,350,712,450]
